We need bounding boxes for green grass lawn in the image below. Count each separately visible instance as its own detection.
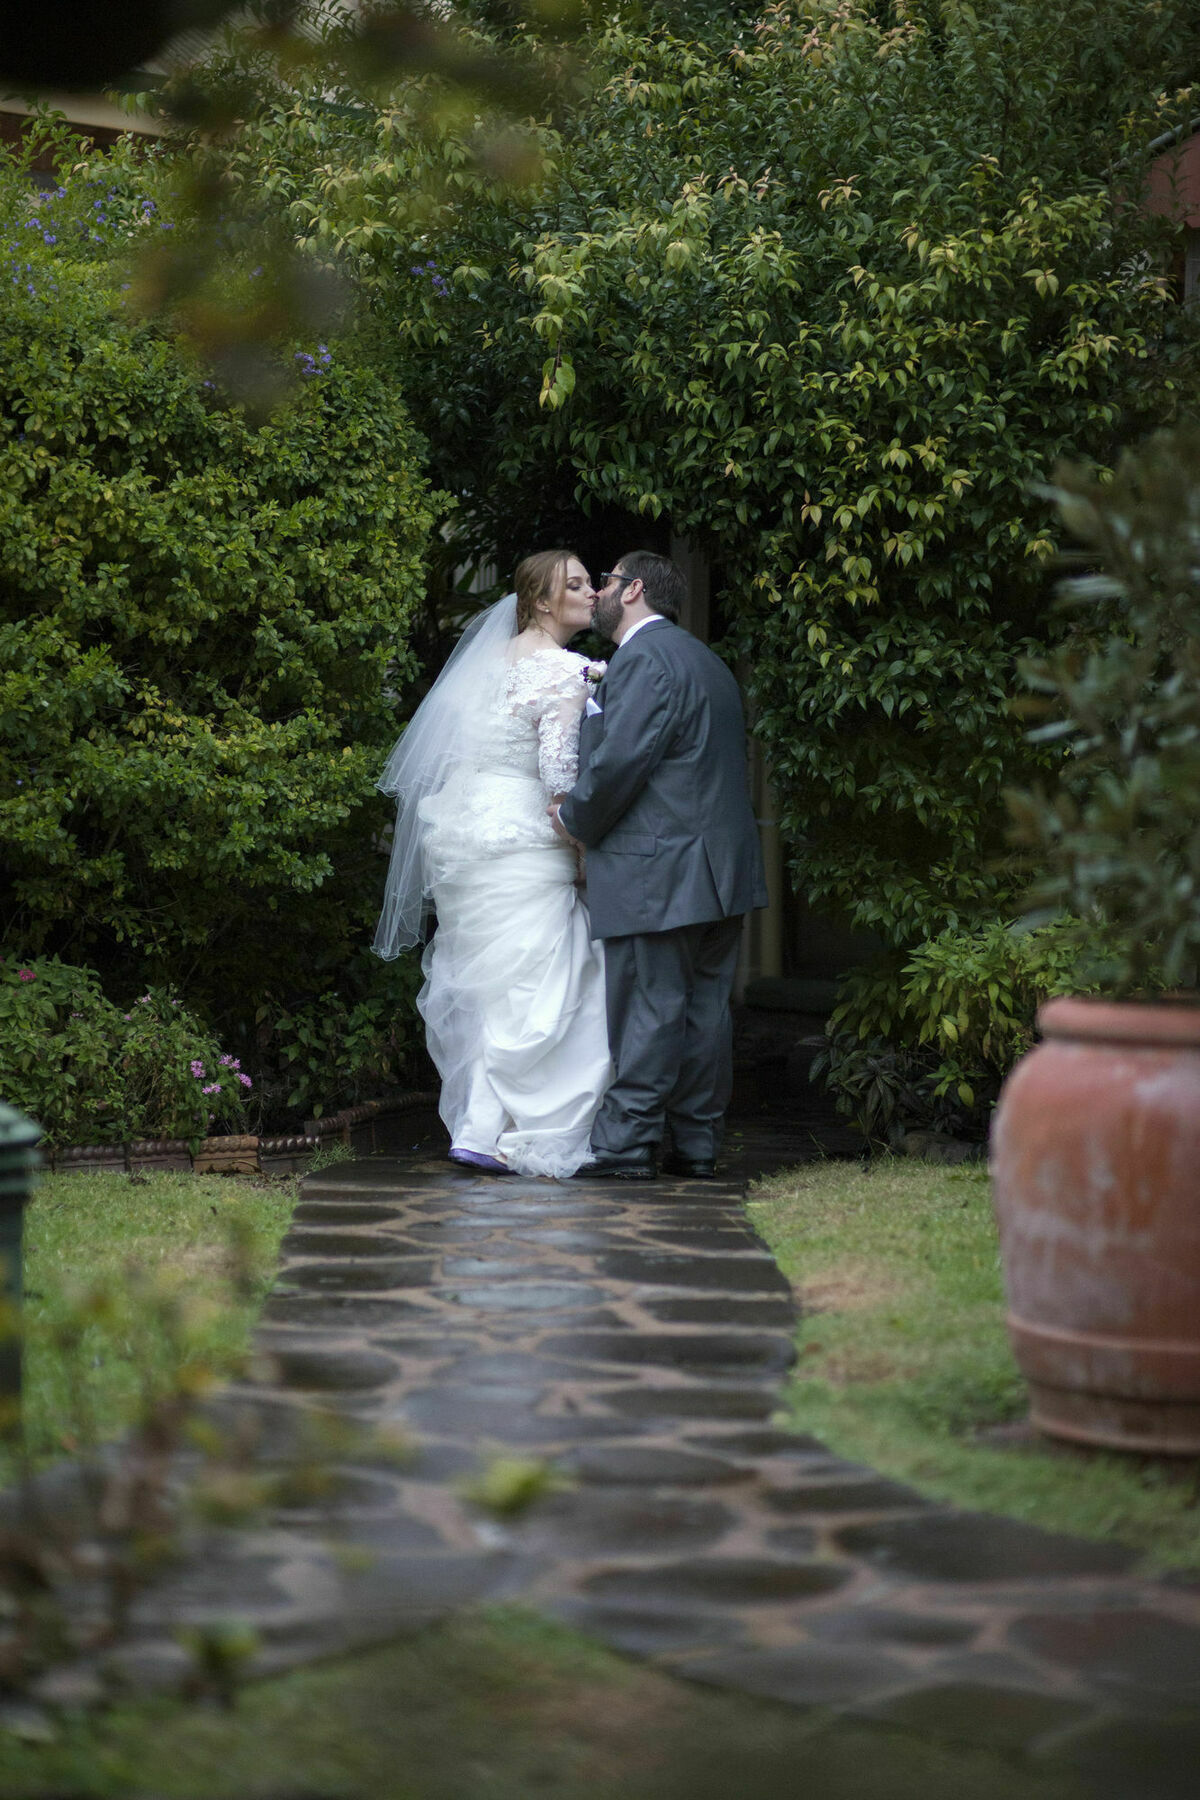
[749,1158,1200,1570]
[7,1168,294,1472]
[0,1605,1092,1800]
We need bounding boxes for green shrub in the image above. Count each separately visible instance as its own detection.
[816,915,1100,1143]
[810,1033,962,1151]
[256,950,425,1123]
[1009,426,1200,993]
[0,130,439,1058]
[0,957,249,1146]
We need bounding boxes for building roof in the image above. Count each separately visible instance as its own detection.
[0,89,163,138]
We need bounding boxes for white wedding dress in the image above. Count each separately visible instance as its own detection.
[416,646,611,1177]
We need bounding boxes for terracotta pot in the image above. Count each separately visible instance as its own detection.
[990,995,1200,1453]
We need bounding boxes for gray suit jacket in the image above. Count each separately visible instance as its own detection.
[559,619,768,939]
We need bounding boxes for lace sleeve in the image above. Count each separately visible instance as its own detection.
[536,662,586,795]
[505,650,588,793]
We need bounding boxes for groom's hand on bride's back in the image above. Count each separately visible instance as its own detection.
[548,801,580,847]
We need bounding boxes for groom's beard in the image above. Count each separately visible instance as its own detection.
[592,591,623,640]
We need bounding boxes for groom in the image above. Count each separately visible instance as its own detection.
[551,551,767,1180]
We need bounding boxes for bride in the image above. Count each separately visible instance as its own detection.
[372,551,611,1177]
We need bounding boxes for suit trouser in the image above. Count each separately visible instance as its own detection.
[590,915,743,1160]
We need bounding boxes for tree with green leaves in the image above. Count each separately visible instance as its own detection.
[216,0,1200,956]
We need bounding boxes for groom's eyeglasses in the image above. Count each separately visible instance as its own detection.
[599,572,635,589]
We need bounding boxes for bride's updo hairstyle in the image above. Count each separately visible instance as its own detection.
[515,549,575,630]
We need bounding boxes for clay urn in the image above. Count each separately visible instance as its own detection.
[990,995,1200,1454]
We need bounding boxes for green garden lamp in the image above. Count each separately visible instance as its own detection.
[0,1101,41,1434]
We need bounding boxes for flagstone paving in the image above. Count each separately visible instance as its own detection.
[13,1109,1200,1795]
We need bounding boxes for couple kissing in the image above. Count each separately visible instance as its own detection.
[374,549,767,1182]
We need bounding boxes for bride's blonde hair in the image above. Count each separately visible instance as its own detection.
[514,549,576,630]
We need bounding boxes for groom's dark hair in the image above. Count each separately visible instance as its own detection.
[616,550,685,622]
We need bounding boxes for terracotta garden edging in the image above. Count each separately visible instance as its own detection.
[47,1090,439,1178]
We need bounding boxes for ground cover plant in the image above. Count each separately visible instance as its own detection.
[0,1604,1092,1800]
[749,1159,1200,1569]
[6,1167,293,1473]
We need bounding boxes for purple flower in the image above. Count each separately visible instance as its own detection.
[238,1072,252,1088]
[42,232,56,246]
[219,1054,241,1069]
[190,1060,205,1078]
[17,968,35,982]
[202,1081,222,1096]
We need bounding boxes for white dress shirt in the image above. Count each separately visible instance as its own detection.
[611,613,670,654]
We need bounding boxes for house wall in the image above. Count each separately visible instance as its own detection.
[1147,126,1200,301]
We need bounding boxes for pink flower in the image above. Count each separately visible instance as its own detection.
[202,1081,222,1096]
[238,1072,252,1088]
[17,968,36,981]
[190,1060,205,1078]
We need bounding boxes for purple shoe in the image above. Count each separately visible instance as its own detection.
[448,1147,515,1176]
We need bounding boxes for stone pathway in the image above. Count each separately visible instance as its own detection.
[15,1111,1200,1795]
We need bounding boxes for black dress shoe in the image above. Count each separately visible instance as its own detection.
[661,1153,717,1179]
[572,1148,658,1181]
